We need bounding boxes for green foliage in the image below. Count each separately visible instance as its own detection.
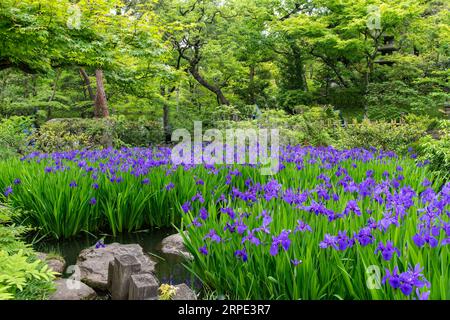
[216,107,343,147]
[0,116,34,160]
[339,118,427,153]
[415,122,450,179]
[31,117,165,153]
[0,250,55,300]
[0,207,55,300]
[367,81,448,120]
[113,116,164,147]
[31,120,96,153]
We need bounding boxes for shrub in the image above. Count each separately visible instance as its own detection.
[415,121,450,180]
[215,107,343,147]
[367,81,448,120]
[113,116,164,147]
[31,117,165,152]
[31,120,94,152]
[0,116,34,159]
[339,119,427,154]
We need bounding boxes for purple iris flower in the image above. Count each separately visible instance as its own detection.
[391,179,400,189]
[294,220,312,233]
[319,234,337,249]
[367,217,378,229]
[95,239,106,249]
[199,246,208,255]
[3,186,13,197]
[234,248,248,262]
[165,182,175,190]
[89,197,97,205]
[415,289,430,300]
[191,192,205,203]
[92,183,99,189]
[236,221,248,235]
[191,217,202,227]
[69,180,77,188]
[224,222,236,233]
[343,200,361,216]
[141,178,150,185]
[199,207,208,220]
[375,241,400,261]
[221,207,236,220]
[270,230,291,256]
[354,227,374,246]
[383,264,430,298]
[242,231,261,246]
[412,232,438,248]
[378,213,399,231]
[181,201,191,213]
[13,179,21,185]
[291,259,302,266]
[336,231,354,251]
[383,266,401,289]
[203,229,221,243]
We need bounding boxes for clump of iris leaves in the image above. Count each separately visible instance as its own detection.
[0,146,448,300]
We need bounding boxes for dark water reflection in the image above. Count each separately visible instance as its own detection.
[32,228,199,289]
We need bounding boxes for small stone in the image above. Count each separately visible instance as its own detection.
[172,284,197,300]
[36,252,66,275]
[128,273,160,300]
[50,279,96,300]
[159,233,193,260]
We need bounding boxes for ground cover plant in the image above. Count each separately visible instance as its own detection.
[0,206,55,300]
[0,146,448,300]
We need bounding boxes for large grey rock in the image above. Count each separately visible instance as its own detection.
[36,252,66,275]
[50,279,97,300]
[172,283,197,300]
[160,233,193,260]
[76,243,157,291]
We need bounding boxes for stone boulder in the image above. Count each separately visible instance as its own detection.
[76,243,157,291]
[50,279,96,300]
[36,252,66,275]
[159,233,193,260]
[172,283,197,300]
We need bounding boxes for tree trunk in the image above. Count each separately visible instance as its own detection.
[94,69,109,118]
[189,66,230,105]
[79,68,95,101]
[163,103,170,144]
[248,64,256,104]
[31,74,37,97]
[23,76,30,98]
[160,86,172,144]
[47,69,61,119]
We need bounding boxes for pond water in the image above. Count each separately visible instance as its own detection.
[32,228,199,290]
